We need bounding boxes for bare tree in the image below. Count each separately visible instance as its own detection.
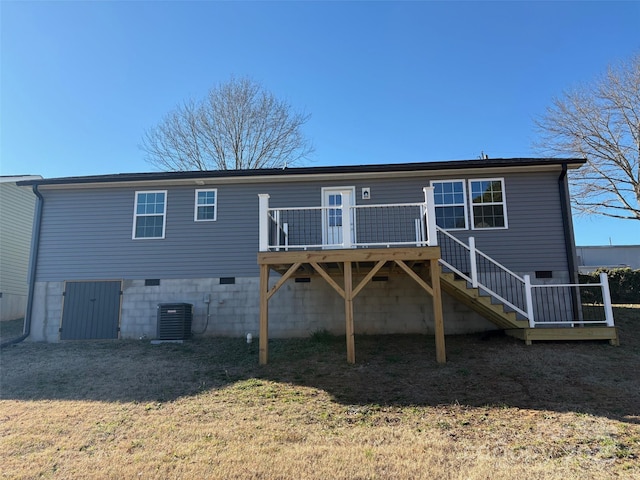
[535,53,639,220]
[141,77,314,171]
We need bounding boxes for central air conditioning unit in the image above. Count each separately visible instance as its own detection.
[157,303,193,340]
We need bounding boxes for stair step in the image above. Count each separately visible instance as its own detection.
[505,326,619,345]
[439,270,528,329]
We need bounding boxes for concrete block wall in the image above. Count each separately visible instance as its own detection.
[29,281,64,341]
[28,274,510,342]
[260,276,498,337]
[120,278,261,340]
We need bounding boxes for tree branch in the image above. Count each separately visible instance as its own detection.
[140,76,314,171]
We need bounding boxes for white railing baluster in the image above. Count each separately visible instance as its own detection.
[524,275,535,328]
[258,194,270,252]
[274,210,281,251]
[601,272,615,327]
[418,203,426,246]
[283,223,289,251]
[423,187,437,246]
[342,190,352,248]
[469,237,478,288]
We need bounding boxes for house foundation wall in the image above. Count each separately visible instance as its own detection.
[28,272,565,343]
[29,282,64,341]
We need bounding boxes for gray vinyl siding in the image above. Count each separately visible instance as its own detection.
[34,170,569,281]
[446,172,569,273]
[0,183,36,295]
[36,185,262,280]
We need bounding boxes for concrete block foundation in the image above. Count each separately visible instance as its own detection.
[28,274,507,342]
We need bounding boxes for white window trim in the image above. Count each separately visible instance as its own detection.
[430,179,469,231]
[132,190,167,239]
[194,188,218,222]
[468,178,509,230]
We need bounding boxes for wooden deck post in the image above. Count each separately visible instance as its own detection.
[259,247,442,365]
[344,261,355,364]
[430,258,446,363]
[259,264,269,365]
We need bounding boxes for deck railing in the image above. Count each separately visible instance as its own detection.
[258,193,615,329]
[529,276,615,327]
[437,228,529,318]
[437,227,615,328]
[258,188,438,251]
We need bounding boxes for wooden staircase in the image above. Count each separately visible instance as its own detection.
[439,268,619,345]
[439,270,528,329]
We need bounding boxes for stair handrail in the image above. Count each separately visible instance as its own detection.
[436,227,473,283]
[436,227,530,320]
[436,227,616,329]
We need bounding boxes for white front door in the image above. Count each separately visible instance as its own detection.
[322,187,355,247]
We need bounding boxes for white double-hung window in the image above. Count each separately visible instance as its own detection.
[133,191,167,239]
[194,189,217,221]
[431,180,468,230]
[430,178,508,230]
[469,179,507,229]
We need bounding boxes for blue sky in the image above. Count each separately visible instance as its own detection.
[1,1,639,246]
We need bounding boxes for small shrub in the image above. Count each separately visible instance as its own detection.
[310,329,335,344]
[579,268,640,304]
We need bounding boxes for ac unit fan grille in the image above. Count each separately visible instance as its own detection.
[157,303,193,340]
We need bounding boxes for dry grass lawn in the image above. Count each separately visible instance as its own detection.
[0,318,24,340]
[1,306,639,479]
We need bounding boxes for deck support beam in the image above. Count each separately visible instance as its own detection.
[352,260,386,298]
[257,247,444,365]
[344,261,355,363]
[259,264,269,365]
[310,262,345,299]
[395,259,433,296]
[267,262,302,300]
[430,258,446,364]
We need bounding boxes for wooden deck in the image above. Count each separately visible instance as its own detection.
[257,247,445,365]
[257,246,620,366]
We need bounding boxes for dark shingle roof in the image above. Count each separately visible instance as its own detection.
[17,158,585,187]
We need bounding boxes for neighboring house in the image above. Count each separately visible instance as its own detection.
[577,245,640,273]
[0,175,42,321]
[18,159,618,361]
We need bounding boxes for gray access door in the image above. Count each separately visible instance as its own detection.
[60,281,121,340]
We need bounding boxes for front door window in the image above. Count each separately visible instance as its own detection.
[322,187,355,247]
